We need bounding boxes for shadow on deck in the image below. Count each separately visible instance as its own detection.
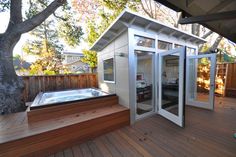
[50,96,236,157]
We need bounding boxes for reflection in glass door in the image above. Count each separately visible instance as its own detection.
[189,57,211,102]
[135,51,154,118]
[161,54,180,116]
[186,54,216,110]
[158,47,185,127]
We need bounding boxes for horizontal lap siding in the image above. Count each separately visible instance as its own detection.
[22,74,98,102]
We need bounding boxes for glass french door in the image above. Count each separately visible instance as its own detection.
[135,50,155,119]
[186,54,216,110]
[158,47,185,127]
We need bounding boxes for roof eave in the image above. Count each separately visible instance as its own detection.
[90,10,206,51]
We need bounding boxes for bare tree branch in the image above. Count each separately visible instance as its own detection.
[201,30,213,39]
[148,0,153,17]
[16,0,66,34]
[154,2,157,19]
[37,0,67,21]
[140,1,152,18]
[38,0,48,6]
[144,0,150,11]
[211,35,223,52]
[53,12,67,21]
[191,24,200,36]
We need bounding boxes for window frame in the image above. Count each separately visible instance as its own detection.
[187,47,196,55]
[103,57,115,83]
[157,40,173,50]
[134,35,155,48]
[174,43,183,49]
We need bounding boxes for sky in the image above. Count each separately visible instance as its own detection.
[0,11,86,63]
[1,2,235,62]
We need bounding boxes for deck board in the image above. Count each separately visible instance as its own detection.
[0,104,130,157]
[0,105,127,144]
[50,97,236,157]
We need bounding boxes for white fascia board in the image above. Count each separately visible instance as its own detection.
[90,9,206,51]
[90,9,128,51]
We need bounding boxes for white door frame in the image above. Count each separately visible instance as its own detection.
[158,47,186,127]
[186,53,217,110]
[128,28,158,123]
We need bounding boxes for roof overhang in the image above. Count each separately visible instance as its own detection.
[154,0,236,43]
[90,10,206,51]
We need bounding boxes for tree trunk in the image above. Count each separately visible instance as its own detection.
[201,30,213,39]
[0,0,66,115]
[191,24,200,36]
[210,35,223,52]
[0,35,26,115]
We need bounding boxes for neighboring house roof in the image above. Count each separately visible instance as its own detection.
[63,60,86,66]
[62,51,85,65]
[154,0,236,43]
[13,58,31,70]
[90,9,206,51]
[62,52,84,56]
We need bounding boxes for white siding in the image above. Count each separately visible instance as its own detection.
[97,31,130,108]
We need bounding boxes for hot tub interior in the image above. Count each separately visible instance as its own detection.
[31,88,109,108]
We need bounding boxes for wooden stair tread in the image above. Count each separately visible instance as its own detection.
[0,104,128,144]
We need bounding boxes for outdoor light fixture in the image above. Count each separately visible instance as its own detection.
[116,52,126,57]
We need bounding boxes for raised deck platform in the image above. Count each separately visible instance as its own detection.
[0,95,130,157]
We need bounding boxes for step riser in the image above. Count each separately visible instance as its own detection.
[1,110,130,157]
[27,95,119,122]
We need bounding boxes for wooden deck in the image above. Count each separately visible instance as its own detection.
[49,96,236,157]
[0,95,130,157]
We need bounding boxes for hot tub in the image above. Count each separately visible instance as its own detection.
[30,88,113,110]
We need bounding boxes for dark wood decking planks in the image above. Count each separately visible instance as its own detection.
[80,143,93,157]
[50,97,236,157]
[71,145,83,157]
[0,104,129,157]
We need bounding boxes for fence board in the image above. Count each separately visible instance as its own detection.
[22,74,98,102]
[225,63,236,97]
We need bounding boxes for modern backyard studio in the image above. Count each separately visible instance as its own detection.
[0,7,236,157]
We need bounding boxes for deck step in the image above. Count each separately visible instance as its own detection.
[0,104,130,157]
[27,94,119,122]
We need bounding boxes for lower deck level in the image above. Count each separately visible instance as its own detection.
[49,96,236,157]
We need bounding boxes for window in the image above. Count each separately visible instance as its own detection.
[134,35,155,48]
[174,44,183,48]
[187,47,196,55]
[158,40,172,50]
[103,58,114,82]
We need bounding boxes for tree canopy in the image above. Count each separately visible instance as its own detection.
[14,0,83,75]
[0,0,83,114]
[81,49,97,73]
[72,0,235,56]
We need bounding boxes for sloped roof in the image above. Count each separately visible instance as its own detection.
[62,52,84,56]
[90,10,206,51]
[13,58,31,70]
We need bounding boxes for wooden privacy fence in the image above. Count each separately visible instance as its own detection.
[213,63,236,97]
[192,62,236,98]
[224,63,236,97]
[22,74,98,102]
